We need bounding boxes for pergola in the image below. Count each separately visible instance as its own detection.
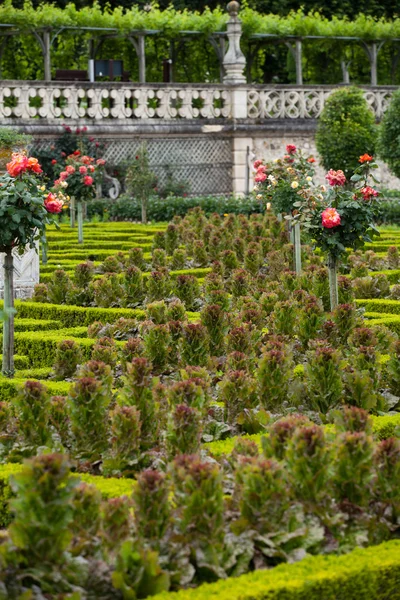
[0,23,230,83]
[248,33,400,86]
[0,21,399,85]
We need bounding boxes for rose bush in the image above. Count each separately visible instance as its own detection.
[0,153,59,376]
[253,145,315,215]
[296,155,380,260]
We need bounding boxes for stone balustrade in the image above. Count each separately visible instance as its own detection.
[0,81,397,122]
[0,82,231,121]
[247,86,396,120]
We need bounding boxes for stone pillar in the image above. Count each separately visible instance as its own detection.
[223,1,246,85]
[0,245,39,300]
[223,2,252,195]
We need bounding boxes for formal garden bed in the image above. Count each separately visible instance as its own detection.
[2,85,400,597]
[0,209,400,597]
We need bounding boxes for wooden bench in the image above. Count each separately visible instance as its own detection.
[55,69,88,81]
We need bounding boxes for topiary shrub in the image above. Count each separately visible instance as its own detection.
[316,87,376,178]
[378,89,400,179]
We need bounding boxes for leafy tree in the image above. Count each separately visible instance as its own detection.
[316,87,376,178]
[125,144,157,223]
[378,89,400,179]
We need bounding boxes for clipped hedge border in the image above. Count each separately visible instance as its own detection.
[1,301,146,328]
[368,317,400,335]
[152,540,400,600]
[0,318,62,332]
[356,299,400,315]
[0,464,135,527]
[204,414,400,457]
[0,377,71,401]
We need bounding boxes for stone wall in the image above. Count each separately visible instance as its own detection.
[251,128,400,190]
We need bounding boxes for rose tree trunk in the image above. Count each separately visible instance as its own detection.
[2,248,14,377]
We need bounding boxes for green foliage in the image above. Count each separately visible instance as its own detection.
[316,87,376,178]
[378,90,400,179]
[125,145,158,224]
[53,339,83,380]
[0,127,30,149]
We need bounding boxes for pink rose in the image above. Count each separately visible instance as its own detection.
[322,207,341,229]
[96,158,106,166]
[66,165,75,174]
[59,171,69,181]
[79,166,87,174]
[88,165,95,172]
[360,186,379,200]
[255,172,267,183]
[257,164,267,173]
[83,175,94,186]
[325,169,346,186]
[253,159,263,169]
[44,193,63,214]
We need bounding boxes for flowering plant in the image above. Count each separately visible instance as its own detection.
[295,155,380,260]
[0,153,57,253]
[253,145,316,215]
[54,151,105,201]
[1,153,59,377]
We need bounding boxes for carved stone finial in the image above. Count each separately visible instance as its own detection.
[227,1,240,18]
[223,1,246,84]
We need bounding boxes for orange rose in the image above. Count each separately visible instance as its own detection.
[6,153,29,177]
[27,156,43,174]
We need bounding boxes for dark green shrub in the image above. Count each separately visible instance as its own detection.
[378,89,400,179]
[13,380,52,451]
[174,274,200,310]
[167,404,202,457]
[305,345,343,413]
[68,377,111,459]
[53,339,82,380]
[180,323,209,367]
[47,270,73,304]
[103,405,141,476]
[8,454,80,590]
[123,266,145,305]
[316,87,376,178]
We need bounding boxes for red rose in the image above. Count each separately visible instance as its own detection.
[359,154,373,163]
[286,144,297,154]
[44,192,63,214]
[83,175,94,186]
[325,169,346,186]
[322,207,341,229]
[51,159,57,165]
[6,154,29,177]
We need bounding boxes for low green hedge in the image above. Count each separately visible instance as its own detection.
[0,377,71,401]
[368,316,400,335]
[152,540,400,600]
[86,195,262,221]
[0,355,29,370]
[0,330,93,367]
[48,241,153,251]
[356,299,400,314]
[0,318,61,332]
[3,301,145,328]
[0,464,135,527]
[204,414,400,457]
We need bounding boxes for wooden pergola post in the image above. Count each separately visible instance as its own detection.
[33,28,52,81]
[285,38,303,85]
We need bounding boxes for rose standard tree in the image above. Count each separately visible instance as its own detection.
[55,151,105,243]
[253,144,316,274]
[0,153,62,377]
[295,154,380,310]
